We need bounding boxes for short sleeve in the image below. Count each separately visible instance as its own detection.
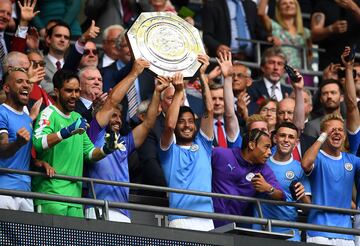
[198,130,213,155]
[347,127,360,154]
[0,110,8,134]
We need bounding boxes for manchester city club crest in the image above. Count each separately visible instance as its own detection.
[190,144,199,152]
[286,171,295,180]
[344,163,353,171]
[246,172,255,182]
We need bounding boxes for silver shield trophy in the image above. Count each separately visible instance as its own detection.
[126,12,205,78]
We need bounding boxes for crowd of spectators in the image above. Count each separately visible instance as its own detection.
[0,0,360,245]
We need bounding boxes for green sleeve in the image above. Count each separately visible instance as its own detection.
[32,109,55,153]
[83,132,95,161]
[64,0,81,26]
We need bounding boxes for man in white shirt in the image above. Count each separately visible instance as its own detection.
[100,25,124,68]
[75,66,106,123]
[247,46,292,104]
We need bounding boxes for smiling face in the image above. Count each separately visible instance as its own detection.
[275,126,298,156]
[80,41,98,68]
[108,107,122,133]
[3,70,31,109]
[278,0,297,17]
[0,0,11,32]
[55,78,80,114]
[174,111,197,145]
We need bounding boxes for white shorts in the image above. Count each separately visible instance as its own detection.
[85,207,131,223]
[169,217,214,231]
[0,195,33,212]
[307,236,355,246]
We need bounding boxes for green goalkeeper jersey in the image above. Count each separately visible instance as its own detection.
[32,105,95,207]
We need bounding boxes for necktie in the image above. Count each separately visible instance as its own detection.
[127,83,138,119]
[216,120,227,148]
[270,84,277,100]
[0,35,6,79]
[56,61,61,71]
[121,0,133,24]
[292,145,301,161]
[233,0,249,50]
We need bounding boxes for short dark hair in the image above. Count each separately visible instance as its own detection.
[319,79,343,94]
[241,129,269,150]
[53,69,79,90]
[47,21,71,38]
[178,106,195,120]
[209,82,223,91]
[274,122,298,136]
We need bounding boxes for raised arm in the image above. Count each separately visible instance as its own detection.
[340,46,360,132]
[217,51,239,141]
[198,54,214,139]
[257,0,272,33]
[301,132,327,173]
[160,73,184,149]
[311,12,347,42]
[0,128,30,159]
[292,70,305,131]
[95,58,150,128]
[132,76,169,148]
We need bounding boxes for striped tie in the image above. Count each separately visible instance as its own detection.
[127,83,138,119]
[0,37,6,78]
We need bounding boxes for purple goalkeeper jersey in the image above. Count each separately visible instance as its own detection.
[211,147,283,227]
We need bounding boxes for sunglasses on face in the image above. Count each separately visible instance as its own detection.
[83,49,98,56]
[31,60,46,69]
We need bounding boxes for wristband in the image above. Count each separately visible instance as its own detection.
[317,132,328,144]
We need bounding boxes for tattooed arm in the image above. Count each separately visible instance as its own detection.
[311,12,348,41]
[198,54,214,139]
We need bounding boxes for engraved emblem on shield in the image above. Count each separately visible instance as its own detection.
[126,12,205,78]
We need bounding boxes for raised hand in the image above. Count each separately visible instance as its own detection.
[216,51,233,78]
[59,118,88,139]
[171,72,184,92]
[291,69,304,91]
[81,20,100,43]
[340,46,354,68]
[131,58,150,77]
[102,131,120,155]
[16,127,31,147]
[18,0,40,26]
[156,76,171,93]
[28,61,46,84]
[29,98,43,121]
[198,53,210,75]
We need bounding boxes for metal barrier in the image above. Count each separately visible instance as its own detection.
[0,167,360,237]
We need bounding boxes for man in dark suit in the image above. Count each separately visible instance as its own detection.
[202,0,268,61]
[247,46,292,108]
[101,30,155,127]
